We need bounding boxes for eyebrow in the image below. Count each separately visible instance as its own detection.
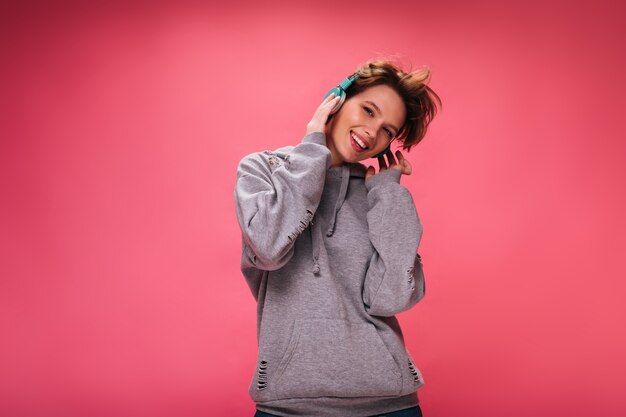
[364,100,400,136]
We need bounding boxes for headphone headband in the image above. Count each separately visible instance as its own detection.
[339,73,359,91]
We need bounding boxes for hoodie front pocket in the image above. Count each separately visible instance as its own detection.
[272,318,402,399]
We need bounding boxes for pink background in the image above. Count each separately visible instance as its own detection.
[1,1,625,416]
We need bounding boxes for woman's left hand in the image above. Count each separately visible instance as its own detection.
[365,149,412,181]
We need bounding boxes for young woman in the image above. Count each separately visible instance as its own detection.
[234,59,441,417]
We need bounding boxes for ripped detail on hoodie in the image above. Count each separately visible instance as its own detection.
[407,265,416,291]
[257,360,268,390]
[408,358,421,384]
[288,209,314,243]
[263,150,291,169]
[262,150,312,244]
[407,253,423,291]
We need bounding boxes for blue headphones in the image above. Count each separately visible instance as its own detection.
[323,73,391,159]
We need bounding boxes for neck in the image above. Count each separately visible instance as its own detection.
[325,134,346,168]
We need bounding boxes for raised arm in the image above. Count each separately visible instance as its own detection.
[235,132,331,270]
[234,93,341,271]
[362,168,426,317]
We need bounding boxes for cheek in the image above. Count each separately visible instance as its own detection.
[333,107,362,136]
[349,108,364,123]
[341,112,362,129]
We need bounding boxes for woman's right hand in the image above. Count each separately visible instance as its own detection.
[305,93,341,136]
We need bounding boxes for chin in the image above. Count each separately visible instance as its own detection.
[348,155,370,165]
[341,150,362,163]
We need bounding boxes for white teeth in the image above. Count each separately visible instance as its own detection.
[351,132,367,149]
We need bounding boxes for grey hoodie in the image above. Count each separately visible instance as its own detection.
[234,131,426,417]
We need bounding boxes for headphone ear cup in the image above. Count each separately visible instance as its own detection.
[324,86,346,115]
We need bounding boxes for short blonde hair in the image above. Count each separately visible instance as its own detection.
[346,59,442,152]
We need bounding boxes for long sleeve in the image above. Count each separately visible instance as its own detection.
[234,132,332,271]
[362,168,426,317]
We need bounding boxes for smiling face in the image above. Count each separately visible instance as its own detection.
[324,84,406,167]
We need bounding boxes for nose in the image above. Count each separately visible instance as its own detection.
[363,121,388,143]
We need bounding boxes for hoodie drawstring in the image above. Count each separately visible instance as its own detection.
[310,164,351,275]
[326,164,350,237]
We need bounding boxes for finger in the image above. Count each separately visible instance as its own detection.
[400,158,412,175]
[377,155,388,170]
[395,150,405,164]
[319,96,340,112]
[321,97,341,115]
[318,94,335,109]
[394,150,410,174]
[326,96,341,106]
[323,93,340,105]
[386,148,397,166]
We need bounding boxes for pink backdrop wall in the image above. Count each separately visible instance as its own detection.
[1,1,625,416]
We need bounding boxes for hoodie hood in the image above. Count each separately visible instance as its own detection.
[310,162,367,275]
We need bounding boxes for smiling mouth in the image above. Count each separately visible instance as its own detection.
[350,131,369,150]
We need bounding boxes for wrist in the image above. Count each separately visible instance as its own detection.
[365,168,402,190]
